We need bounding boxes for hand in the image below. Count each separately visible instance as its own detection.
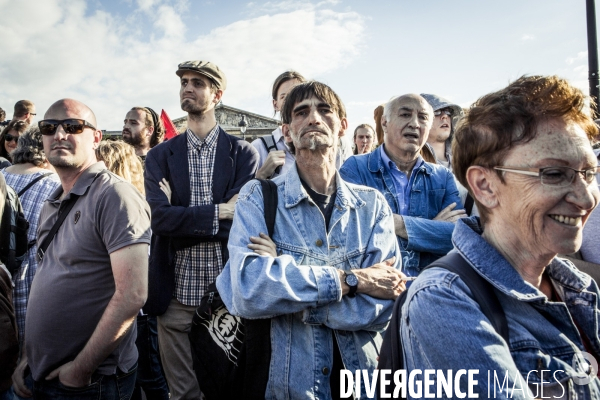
[218,194,239,220]
[256,150,286,179]
[392,214,408,239]
[433,202,468,223]
[46,361,91,388]
[248,233,277,257]
[159,178,172,204]
[12,357,32,398]
[353,257,406,299]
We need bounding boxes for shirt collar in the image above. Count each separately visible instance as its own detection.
[187,124,220,150]
[283,162,365,210]
[380,144,424,173]
[48,161,107,203]
[272,126,284,143]
[272,126,291,152]
[453,217,592,301]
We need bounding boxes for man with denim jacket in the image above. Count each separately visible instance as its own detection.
[216,81,405,399]
[340,94,466,277]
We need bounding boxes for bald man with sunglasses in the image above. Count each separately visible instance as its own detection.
[12,99,151,399]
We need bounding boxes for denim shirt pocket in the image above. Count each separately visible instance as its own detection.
[510,341,578,399]
[276,244,306,265]
[342,250,364,270]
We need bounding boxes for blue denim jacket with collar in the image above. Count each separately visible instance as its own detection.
[401,217,600,399]
[339,146,463,277]
[216,163,401,400]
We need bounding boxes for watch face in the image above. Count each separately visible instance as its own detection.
[346,273,359,287]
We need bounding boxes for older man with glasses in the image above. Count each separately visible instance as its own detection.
[12,99,151,400]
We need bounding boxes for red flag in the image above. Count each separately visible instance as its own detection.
[161,109,179,140]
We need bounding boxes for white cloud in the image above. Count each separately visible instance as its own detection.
[0,0,365,129]
[566,51,587,65]
[520,34,535,42]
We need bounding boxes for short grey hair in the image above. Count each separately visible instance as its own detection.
[383,95,434,128]
[11,126,47,166]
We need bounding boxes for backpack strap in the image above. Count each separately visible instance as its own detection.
[16,172,52,250]
[424,252,509,343]
[259,135,278,153]
[377,253,509,399]
[464,193,475,216]
[37,170,107,261]
[17,172,53,197]
[257,179,278,236]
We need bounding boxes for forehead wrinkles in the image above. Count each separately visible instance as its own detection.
[394,98,430,115]
[507,120,595,166]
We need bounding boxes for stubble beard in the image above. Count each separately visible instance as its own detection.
[48,154,77,169]
[182,100,210,122]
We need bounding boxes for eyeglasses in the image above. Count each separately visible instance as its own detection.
[38,119,96,136]
[434,108,454,117]
[4,134,18,143]
[29,113,36,116]
[493,165,599,187]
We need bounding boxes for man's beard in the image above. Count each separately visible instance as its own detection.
[123,131,144,147]
[181,100,209,122]
[48,154,77,168]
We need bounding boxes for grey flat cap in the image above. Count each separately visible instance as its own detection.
[176,60,227,90]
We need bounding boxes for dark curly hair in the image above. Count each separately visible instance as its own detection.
[0,120,28,161]
[10,126,47,166]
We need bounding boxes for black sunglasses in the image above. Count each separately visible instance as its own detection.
[38,119,96,136]
[4,134,19,143]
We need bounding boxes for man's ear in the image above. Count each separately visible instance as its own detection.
[338,118,348,138]
[213,89,224,104]
[381,115,387,131]
[466,166,500,210]
[92,129,103,149]
[282,124,291,141]
[146,126,155,137]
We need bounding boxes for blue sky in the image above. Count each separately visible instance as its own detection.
[0,0,596,133]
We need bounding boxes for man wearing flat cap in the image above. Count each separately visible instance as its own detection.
[144,60,259,399]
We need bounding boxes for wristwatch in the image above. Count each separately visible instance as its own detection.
[344,271,359,298]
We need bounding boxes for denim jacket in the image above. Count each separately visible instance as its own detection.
[401,217,600,399]
[339,146,463,276]
[216,163,401,399]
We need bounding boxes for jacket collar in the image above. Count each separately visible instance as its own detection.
[283,162,365,210]
[368,145,434,176]
[453,217,592,302]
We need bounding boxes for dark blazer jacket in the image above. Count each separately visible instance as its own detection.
[143,127,259,315]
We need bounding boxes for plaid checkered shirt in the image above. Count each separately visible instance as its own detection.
[173,126,223,306]
[1,170,60,345]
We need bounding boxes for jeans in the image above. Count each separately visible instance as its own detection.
[0,387,13,400]
[33,364,137,400]
[132,315,169,400]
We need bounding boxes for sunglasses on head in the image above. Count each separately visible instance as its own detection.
[433,108,454,117]
[4,134,18,143]
[38,119,96,136]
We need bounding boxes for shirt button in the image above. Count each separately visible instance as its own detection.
[315,239,323,247]
[322,367,329,375]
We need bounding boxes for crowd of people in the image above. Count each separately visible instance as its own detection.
[0,59,599,400]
